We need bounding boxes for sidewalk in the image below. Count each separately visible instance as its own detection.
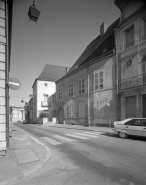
[41,122,114,133]
[0,124,51,185]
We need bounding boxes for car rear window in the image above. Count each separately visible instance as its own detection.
[142,120,146,126]
[125,120,143,126]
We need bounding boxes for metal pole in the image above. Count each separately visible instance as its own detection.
[5,0,9,148]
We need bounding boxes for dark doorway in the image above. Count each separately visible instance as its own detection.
[125,96,136,118]
[58,107,64,124]
[142,95,146,118]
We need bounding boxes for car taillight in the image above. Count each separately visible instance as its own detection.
[113,121,117,127]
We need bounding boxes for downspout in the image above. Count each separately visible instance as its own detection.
[115,24,121,120]
[5,1,9,148]
[87,67,90,126]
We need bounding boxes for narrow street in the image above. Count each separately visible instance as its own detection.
[14,123,146,185]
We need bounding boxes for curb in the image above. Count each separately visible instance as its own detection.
[2,125,51,185]
[26,123,114,133]
[48,125,113,133]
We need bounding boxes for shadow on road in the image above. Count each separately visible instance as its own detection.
[102,132,146,142]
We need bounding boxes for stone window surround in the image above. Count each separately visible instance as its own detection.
[124,24,134,49]
[78,77,85,95]
[93,69,105,91]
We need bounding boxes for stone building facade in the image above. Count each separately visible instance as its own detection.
[0,0,13,149]
[114,0,146,119]
[32,64,66,123]
[56,20,119,126]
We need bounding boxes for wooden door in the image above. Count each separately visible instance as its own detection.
[125,96,136,118]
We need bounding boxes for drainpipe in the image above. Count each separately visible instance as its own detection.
[115,25,120,121]
[5,1,9,148]
[87,67,90,126]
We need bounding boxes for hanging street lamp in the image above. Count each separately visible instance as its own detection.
[28,0,40,23]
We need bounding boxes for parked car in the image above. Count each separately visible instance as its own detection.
[23,120,29,124]
[113,118,146,139]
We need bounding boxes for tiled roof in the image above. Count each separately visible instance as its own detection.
[32,64,67,88]
[38,64,67,82]
[79,31,115,67]
[68,18,120,73]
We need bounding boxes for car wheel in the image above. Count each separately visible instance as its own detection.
[118,132,127,139]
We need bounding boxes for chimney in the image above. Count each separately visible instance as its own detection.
[100,22,107,36]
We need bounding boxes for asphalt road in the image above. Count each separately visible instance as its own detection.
[14,123,146,185]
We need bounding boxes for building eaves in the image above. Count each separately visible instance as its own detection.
[32,78,53,88]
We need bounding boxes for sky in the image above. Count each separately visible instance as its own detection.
[10,0,120,107]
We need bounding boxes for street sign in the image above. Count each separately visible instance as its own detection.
[8,77,21,90]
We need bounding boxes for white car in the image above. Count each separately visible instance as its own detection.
[113,118,146,139]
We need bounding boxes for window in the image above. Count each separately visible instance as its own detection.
[68,82,74,97]
[68,104,73,118]
[79,78,85,94]
[43,94,48,102]
[44,83,48,87]
[142,120,146,126]
[94,70,104,90]
[125,119,143,126]
[125,26,134,48]
[59,87,62,100]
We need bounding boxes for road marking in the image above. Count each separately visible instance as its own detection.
[74,133,99,138]
[65,134,89,139]
[83,132,108,138]
[40,137,62,145]
[83,131,101,135]
[30,136,44,146]
[53,135,77,142]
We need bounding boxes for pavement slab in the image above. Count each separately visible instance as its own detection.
[15,148,39,165]
[0,124,51,185]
